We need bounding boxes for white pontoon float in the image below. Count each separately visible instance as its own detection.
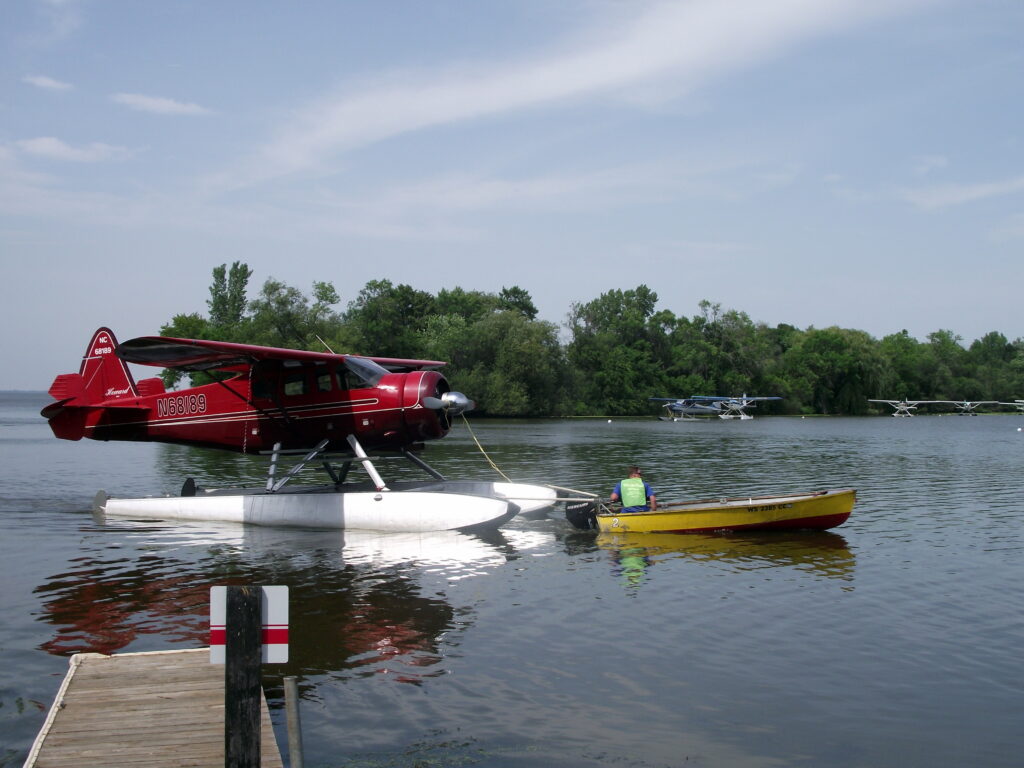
[95,435,557,532]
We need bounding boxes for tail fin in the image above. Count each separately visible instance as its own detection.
[42,328,139,440]
[74,327,138,401]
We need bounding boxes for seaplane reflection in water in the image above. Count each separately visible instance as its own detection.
[650,394,782,421]
[869,398,1000,416]
[96,515,553,582]
[37,519,550,683]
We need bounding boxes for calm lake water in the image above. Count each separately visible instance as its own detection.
[1,390,1022,767]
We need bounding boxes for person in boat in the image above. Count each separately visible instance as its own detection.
[610,466,657,513]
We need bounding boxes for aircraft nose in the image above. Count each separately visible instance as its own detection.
[442,391,475,415]
[422,390,476,415]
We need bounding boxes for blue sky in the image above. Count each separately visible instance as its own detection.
[3,0,1023,390]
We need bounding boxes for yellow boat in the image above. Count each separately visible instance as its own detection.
[567,488,855,533]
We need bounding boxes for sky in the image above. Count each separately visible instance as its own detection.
[3,0,1023,390]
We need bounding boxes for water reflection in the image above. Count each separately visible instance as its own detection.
[595,530,856,586]
[31,520,523,687]
[33,549,210,655]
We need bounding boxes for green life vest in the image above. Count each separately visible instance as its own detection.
[620,477,647,508]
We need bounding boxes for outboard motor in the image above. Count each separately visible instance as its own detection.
[565,500,599,530]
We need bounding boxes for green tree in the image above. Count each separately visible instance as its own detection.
[782,327,886,414]
[434,287,499,323]
[455,312,569,416]
[920,329,965,399]
[157,312,213,387]
[498,285,539,320]
[878,330,925,399]
[207,261,252,333]
[567,286,666,414]
[967,331,1014,400]
[247,278,341,349]
[344,279,436,358]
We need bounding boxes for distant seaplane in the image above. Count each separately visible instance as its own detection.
[948,399,998,415]
[998,399,1024,413]
[869,398,999,416]
[650,395,782,421]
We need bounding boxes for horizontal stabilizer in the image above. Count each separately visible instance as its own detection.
[48,373,85,403]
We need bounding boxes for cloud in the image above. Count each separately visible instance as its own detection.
[36,0,81,42]
[913,155,948,176]
[15,136,129,162]
[899,176,1024,209]
[110,93,211,115]
[212,0,929,190]
[23,74,73,91]
[349,154,795,218]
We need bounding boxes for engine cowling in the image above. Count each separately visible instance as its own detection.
[400,370,474,441]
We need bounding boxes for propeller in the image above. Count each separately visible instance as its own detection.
[422,391,476,416]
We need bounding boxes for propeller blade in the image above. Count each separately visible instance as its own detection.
[423,391,475,415]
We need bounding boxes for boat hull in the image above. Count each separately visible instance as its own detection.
[595,489,855,534]
[96,489,519,533]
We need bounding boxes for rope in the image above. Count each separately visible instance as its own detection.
[460,414,514,482]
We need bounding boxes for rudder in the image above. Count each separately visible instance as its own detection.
[76,327,138,402]
[46,327,138,407]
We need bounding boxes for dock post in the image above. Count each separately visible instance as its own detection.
[284,676,304,768]
[225,585,262,768]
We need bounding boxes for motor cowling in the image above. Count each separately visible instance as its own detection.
[400,370,474,441]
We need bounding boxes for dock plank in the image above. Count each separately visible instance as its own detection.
[25,649,283,768]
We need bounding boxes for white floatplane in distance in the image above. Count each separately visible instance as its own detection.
[869,398,1001,416]
[650,395,782,421]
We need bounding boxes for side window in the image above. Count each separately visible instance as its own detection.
[252,377,272,400]
[316,366,333,393]
[283,370,309,397]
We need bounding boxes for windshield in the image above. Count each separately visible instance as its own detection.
[343,356,389,388]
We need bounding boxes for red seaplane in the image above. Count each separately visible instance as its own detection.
[42,327,472,454]
[40,327,554,531]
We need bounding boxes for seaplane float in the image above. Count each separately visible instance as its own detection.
[42,328,558,532]
[565,489,856,534]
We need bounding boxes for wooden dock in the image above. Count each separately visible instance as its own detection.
[24,649,283,767]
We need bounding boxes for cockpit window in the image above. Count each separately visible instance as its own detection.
[343,356,388,388]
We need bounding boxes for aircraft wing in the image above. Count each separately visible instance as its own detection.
[869,399,941,404]
[691,395,780,402]
[116,336,445,373]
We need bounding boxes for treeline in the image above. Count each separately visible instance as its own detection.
[159,263,1024,416]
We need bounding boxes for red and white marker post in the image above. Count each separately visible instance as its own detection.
[209,585,289,768]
